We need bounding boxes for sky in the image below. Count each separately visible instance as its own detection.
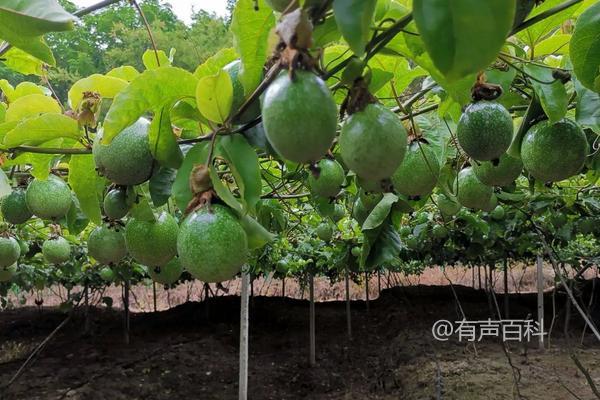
[72,0,229,24]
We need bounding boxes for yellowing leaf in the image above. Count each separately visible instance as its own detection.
[5,94,60,122]
[195,70,233,124]
[69,151,102,225]
[193,47,238,80]
[68,74,129,109]
[3,114,80,147]
[106,66,140,82]
[142,49,172,70]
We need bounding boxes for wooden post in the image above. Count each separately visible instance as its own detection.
[152,281,157,312]
[123,280,130,345]
[365,271,370,313]
[309,274,316,366]
[504,259,509,319]
[478,265,482,289]
[345,266,352,339]
[536,255,544,350]
[281,277,285,298]
[377,271,381,296]
[84,282,90,335]
[239,267,250,400]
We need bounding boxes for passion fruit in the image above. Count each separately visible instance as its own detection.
[148,257,183,285]
[1,190,32,224]
[391,141,440,197]
[177,205,248,283]
[0,237,20,267]
[93,118,155,186]
[473,153,523,186]
[25,175,72,220]
[262,71,337,163]
[316,223,333,241]
[456,167,494,210]
[521,118,588,182]
[125,212,178,267]
[103,188,131,220]
[308,159,345,198]
[0,264,17,282]
[88,226,127,265]
[42,237,71,264]
[339,103,407,181]
[457,101,513,161]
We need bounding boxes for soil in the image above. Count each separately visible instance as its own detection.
[1,283,600,400]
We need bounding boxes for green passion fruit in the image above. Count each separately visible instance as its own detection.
[103,188,131,220]
[148,257,183,285]
[0,237,20,268]
[42,237,71,264]
[0,264,17,282]
[456,167,494,210]
[316,223,333,241]
[391,141,440,197]
[435,193,462,216]
[25,175,72,220]
[331,204,345,222]
[521,118,588,182]
[177,205,248,283]
[308,159,345,198]
[339,103,407,182]
[1,190,32,224]
[473,153,523,186]
[93,118,155,186]
[224,60,262,125]
[88,226,128,265]
[99,266,115,282]
[457,101,513,161]
[490,205,506,221]
[262,71,337,163]
[125,212,178,267]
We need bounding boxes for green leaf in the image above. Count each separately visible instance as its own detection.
[360,218,402,269]
[231,0,275,95]
[129,187,156,222]
[5,94,60,122]
[195,70,233,124]
[68,152,102,225]
[3,113,80,147]
[106,66,140,82]
[149,167,176,207]
[524,64,568,123]
[518,0,580,47]
[240,215,276,250]
[362,193,398,231]
[12,82,47,100]
[148,102,183,169]
[173,143,209,212]
[333,0,377,57]
[193,48,238,80]
[570,1,600,93]
[68,74,128,110]
[412,0,515,81]
[574,76,600,132]
[0,103,5,124]
[66,197,89,235]
[2,47,45,76]
[534,33,571,57]
[217,134,261,213]
[313,15,341,48]
[103,67,198,144]
[0,169,11,199]
[209,163,243,213]
[142,49,172,70]
[0,0,75,64]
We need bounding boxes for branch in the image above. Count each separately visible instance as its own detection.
[510,0,584,35]
[3,146,92,155]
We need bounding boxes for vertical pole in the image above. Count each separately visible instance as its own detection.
[537,255,544,350]
[204,283,210,321]
[309,274,316,366]
[345,266,352,339]
[239,267,250,400]
[84,282,90,335]
[478,265,482,290]
[123,280,130,345]
[281,277,285,298]
[377,271,381,296]
[504,259,509,319]
[365,271,370,313]
[153,281,157,312]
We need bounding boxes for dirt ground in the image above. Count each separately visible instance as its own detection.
[1,283,600,400]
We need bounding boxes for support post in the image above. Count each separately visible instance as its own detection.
[345,266,352,339]
[123,280,130,345]
[504,259,509,319]
[309,274,316,366]
[153,281,157,312]
[239,267,250,400]
[537,255,544,350]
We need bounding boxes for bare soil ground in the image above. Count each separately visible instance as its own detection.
[1,283,600,400]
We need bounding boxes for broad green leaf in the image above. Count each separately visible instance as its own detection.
[195,70,233,124]
[534,34,571,57]
[148,102,183,169]
[412,0,515,81]
[0,0,74,65]
[5,94,60,122]
[2,47,45,76]
[574,76,600,132]
[142,49,172,70]
[518,0,580,47]
[193,48,238,80]
[368,55,427,100]
[313,15,341,48]
[209,163,243,213]
[240,215,276,250]
[68,152,102,225]
[149,167,176,207]
[173,142,209,212]
[231,0,275,95]
[362,193,398,231]
[103,67,198,143]
[524,64,568,123]
[3,113,80,147]
[333,0,377,57]
[360,218,402,269]
[0,103,5,123]
[13,82,47,100]
[66,197,89,235]
[570,2,600,93]
[217,134,261,213]
[0,121,18,144]
[106,66,140,82]
[68,74,128,109]
[0,80,15,102]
